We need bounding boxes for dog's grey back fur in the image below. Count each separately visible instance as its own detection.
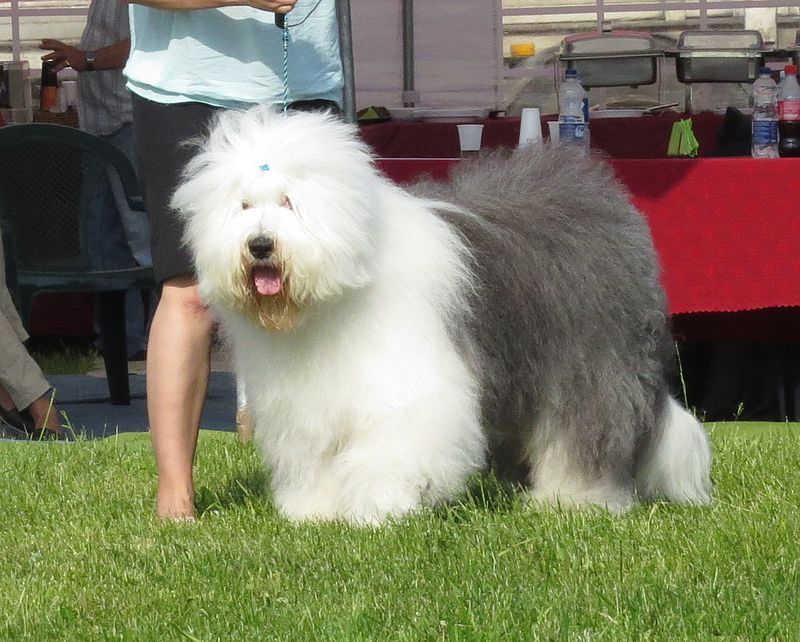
[414,146,673,483]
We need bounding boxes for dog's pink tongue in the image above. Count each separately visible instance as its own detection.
[253,267,282,296]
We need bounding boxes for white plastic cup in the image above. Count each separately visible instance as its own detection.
[518,107,543,148]
[457,123,484,158]
[60,80,78,110]
[4,60,31,110]
[0,60,33,123]
[56,87,67,113]
[547,120,560,143]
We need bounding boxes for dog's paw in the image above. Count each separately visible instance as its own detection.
[273,486,339,523]
[525,486,635,514]
[275,483,425,525]
[336,484,428,526]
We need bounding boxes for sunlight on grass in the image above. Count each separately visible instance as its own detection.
[2,426,799,640]
[31,344,99,376]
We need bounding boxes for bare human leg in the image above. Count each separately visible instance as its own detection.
[146,274,214,520]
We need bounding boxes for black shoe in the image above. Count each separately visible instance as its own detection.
[0,405,34,432]
[26,428,68,441]
[0,422,31,440]
[0,405,66,441]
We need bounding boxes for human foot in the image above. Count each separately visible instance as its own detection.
[156,487,197,522]
[26,391,65,438]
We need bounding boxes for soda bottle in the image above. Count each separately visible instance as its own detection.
[558,68,590,148]
[777,64,800,157]
[751,67,778,158]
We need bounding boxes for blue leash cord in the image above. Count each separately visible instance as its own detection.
[274,0,323,114]
[280,24,290,113]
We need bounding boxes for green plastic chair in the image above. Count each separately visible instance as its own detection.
[0,123,155,405]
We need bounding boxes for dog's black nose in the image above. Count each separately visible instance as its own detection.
[248,236,274,260]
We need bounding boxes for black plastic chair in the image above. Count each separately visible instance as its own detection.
[0,123,155,405]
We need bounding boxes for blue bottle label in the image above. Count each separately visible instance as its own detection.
[559,117,586,143]
[752,120,778,145]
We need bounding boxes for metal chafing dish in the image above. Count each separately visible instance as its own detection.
[673,30,765,84]
[558,31,662,88]
[792,30,800,66]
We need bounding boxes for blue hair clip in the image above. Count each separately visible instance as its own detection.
[259,163,270,172]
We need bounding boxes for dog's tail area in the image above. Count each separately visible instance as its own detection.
[635,397,713,504]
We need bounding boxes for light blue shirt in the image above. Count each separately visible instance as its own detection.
[124,0,343,109]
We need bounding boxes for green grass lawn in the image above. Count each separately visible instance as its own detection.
[2,423,799,641]
[29,339,99,376]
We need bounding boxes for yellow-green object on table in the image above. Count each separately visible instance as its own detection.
[668,118,700,157]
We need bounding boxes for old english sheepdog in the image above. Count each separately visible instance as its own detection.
[172,106,712,524]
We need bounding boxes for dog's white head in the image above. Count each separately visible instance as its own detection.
[172,107,381,331]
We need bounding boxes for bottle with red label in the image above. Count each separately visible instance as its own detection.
[777,64,800,157]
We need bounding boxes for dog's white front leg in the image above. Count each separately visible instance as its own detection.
[328,396,487,525]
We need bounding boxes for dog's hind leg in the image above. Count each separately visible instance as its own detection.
[520,388,640,513]
[524,422,637,513]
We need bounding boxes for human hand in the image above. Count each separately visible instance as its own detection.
[40,39,87,72]
[126,0,297,11]
[244,0,297,14]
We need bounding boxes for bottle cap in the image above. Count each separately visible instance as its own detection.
[565,68,578,79]
[758,67,771,75]
[785,64,798,75]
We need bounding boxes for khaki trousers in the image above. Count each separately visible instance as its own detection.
[0,230,50,410]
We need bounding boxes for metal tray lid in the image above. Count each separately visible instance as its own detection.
[676,29,763,51]
[560,31,661,59]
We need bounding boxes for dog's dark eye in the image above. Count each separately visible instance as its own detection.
[241,200,252,210]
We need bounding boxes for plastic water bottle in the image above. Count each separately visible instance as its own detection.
[778,64,800,157]
[751,67,779,158]
[558,68,590,148]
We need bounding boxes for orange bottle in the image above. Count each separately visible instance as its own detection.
[40,60,58,111]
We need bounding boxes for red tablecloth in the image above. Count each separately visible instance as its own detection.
[28,145,800,341]
[376,157,800,339]
[26,112,727,336]
[612,158,800,315]
[30,293,94,336]
[362,112,726,159]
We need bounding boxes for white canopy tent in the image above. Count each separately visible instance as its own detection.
[347,0,504,114]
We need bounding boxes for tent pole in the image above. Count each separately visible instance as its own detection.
[402,0,418,107]
[336,0,357,124]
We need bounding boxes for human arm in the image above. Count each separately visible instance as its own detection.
[39,38,131,73]
[123,0,296,13]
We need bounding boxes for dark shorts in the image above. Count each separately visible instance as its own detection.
[131,94,341,284]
